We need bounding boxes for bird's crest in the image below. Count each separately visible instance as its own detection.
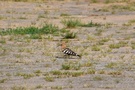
[61,41,67,49]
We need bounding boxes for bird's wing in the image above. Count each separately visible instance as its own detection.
[62,48,77,56]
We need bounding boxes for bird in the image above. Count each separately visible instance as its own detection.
[60,41,81,58]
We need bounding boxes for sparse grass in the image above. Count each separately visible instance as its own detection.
[0,24,59,36]
[0,39,6,44]
[34,70,42,76]
[50,70,62,75]
[60,13,70,17]
[91,45,101,51]
[16,72,34,79]
[108,71,122,76]
[95,29,103,36]
[29,34,42,39]
[61,62,81,70]
[8,0,45,2]
[70,71,84,77]
[87,68,96,74]
[51,86,63,90]
[18,16,27,19]
[62,71,84,77]
[11,86,27,90]
[98,70,106,74]
[101,3,135,12]
[105,62,117,69]
[61,19,82,28]
[44,76,55,82]
[131,45,135,49]
[91,0,97,3]
[0,16,5,20]
[38,14,46,18]
[81,21,101,27]
[62,32,76,39]
[109,41,128,49]
[50,70,84,78]
[81,61,93,67]
[0,78,7,83]
[35,85,43,89]
[98,38,110,45]
[93,76,103,81]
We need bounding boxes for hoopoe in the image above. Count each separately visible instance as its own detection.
[60,41,81,58]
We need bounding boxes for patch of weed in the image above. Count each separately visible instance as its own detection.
[44,76,54,82]
[81,61,93,67]
[11,86,27,90]
[61,19,82,28]
[61,62,81,70]
[91,45,101,51]
[109,41,128,49]
[62,32,76,39]
[81,21,101,27]
[93,76,103,81]
[108,71,122,76]
[0,24,59,35]
[60,13,70,17]
[0,78,7,83]
[87,68,96,74]
[35,85,43,89]
[105,62,117,69]
[16,72,34,79]
[51,86,63,90]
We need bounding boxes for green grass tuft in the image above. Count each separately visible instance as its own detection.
[61,19,82,28]
[81,21,101,27]
[62,32,76,39]
[0,24,59,35]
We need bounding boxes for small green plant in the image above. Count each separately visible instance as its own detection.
[81,61,93,67]
[108,71,122,76]
[44,76,54,82]
[70,71,84,77]
[95,29,103,36]
[109,41,127,49]
[16,73,34,79]
[98,70,106,74]
[50,70,62,75]
[93,76,103,81]
[0,24,59,35]
[34,70,42,76]
[18,16,27,19]
[91,45,101,51]
[62,32,76,39]
[35,85,43,89]
[61,62,81,70]
[51,86,63,90]
[0,78,7,83]
[91,0,97,3]
[60,13,70,17]
[29,34,42,39]
[131,45,135,49]
[87,69,96,74]
[81,21,101,27]
[0,39,6,44]
[11,86,27,90]
[105,62,117,69]
[61,19,82,28]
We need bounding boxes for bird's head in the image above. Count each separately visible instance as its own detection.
[57,41,67,50]
[61,41,66,49]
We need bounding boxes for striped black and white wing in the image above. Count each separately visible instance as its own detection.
[62,48,77,56]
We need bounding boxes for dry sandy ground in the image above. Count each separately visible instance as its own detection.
[1,0,135,90]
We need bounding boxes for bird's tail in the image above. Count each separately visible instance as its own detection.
[77,54,81,58]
